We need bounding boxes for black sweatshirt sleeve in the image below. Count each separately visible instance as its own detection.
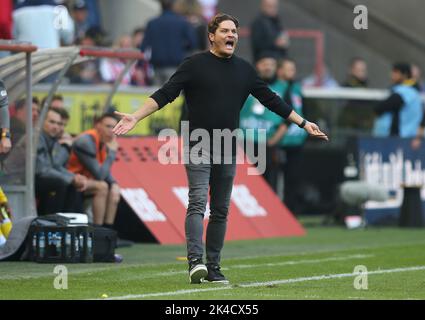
[374,93,404,116]
[250,75,293,119]
[150,58,192,109]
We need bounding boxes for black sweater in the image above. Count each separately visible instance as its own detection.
[151,51,293,133]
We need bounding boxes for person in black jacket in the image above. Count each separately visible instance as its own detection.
[250,0,289,62]
[113,13,327,285]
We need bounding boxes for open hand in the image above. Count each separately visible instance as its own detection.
[304,121,329,141]
[112,111,138,135]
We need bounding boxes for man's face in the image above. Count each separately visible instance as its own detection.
[43,111,62,138]
[73,9,88,23]
[391,70,405,84]
[209,20,238,58]
[262,0,279,17]
[256,57,277,81]
[96,117,118,143]
[351,60,367,81]
[277,60,296,81]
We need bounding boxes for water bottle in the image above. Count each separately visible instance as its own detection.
[79,234,84,253]
[56,232,62,257]
[65,233,71,258]
[47,232,52,246]
[39,232,45,258]
[87,234,93,256]
[32,234,37,254]
[74,233,80,258]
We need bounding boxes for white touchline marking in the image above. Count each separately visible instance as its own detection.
[152,254,374,277]
[0,254,371,281]
[100,265,425,300]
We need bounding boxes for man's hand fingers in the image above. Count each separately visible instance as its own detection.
[114,111,128,118]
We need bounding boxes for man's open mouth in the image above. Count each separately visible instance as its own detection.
[225,40,235,49]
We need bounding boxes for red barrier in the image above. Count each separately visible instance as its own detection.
[112,137,305,244]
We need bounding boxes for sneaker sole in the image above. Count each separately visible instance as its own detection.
[189,264,208,284]
[202,279,230,284]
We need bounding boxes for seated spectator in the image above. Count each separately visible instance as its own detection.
[67,113,120,229]
[343,57,368,88]
[53,107,74,168]
[100,35,138,85]
[67,27,105,84]
[10,97,40,146]
[1,97,40,184]
[35,107,87,215]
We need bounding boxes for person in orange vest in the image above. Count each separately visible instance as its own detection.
[68,112,121,228]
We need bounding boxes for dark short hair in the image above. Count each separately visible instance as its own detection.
[207,13,239,35]
[393,62,412,78]
[255,51,279,63]
[94,112,119,124]
[41,94,64,108]
[15,97,40,110]
[49,106,69,120]
[160,0,175,11]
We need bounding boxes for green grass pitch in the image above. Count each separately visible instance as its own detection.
[1,217,425,300]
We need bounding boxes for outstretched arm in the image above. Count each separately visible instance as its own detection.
[286,110,329,141]
[112,97,159,135]
[251,75,328,141]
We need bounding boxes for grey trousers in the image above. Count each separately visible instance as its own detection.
[184,159,236,266]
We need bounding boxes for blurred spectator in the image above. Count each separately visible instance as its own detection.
[339,58,371,129]
[13,1,75,48]
[67,27,105,84]
[0,97,40,184]
[412,64,425,92]
[131,27,153,86]
[72,0,90,43]
[99,34,138,85]
[0,80,11,155]
[373,62,422,138]
[250,0,289,62]
[302,66,339,88]
[198,0,217,21]
[9,97,40,147]
[141,0,197,85]
[80,0,101,31]
[343,57,368,88]
[240,52,286,192]
[53,106,74,169]
[67,113,120,227]
[35,107,87,215]
[130,27,143,48]
[175,0,208,51]
[276,58,307,213]
[410,65,425,149]
[0,0,13,40]
[40,94,73,152]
